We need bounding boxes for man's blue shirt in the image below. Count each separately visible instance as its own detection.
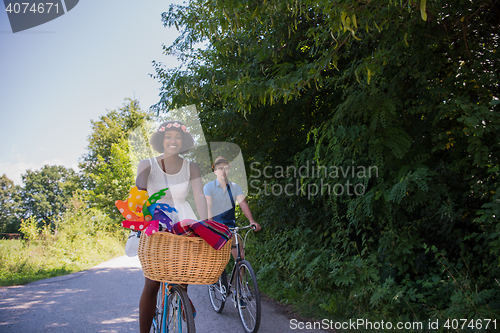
[204,179,244,226]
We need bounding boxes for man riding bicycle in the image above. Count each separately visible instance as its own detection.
[203,156,261,261]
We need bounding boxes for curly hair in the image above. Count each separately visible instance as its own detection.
[150,121,195,154]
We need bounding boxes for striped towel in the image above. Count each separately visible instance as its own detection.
[171,219,232,250]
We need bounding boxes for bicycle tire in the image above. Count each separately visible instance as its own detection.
[236,260,261,333]
[208,270,228,313]
[166,284,196,333]
[152,283,165,333]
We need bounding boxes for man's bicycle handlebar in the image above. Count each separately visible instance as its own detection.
[230,224,257,232]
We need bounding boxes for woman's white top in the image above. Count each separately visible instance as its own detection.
[146,157,197,220]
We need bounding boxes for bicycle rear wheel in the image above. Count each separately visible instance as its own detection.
[152,283,165,333]
[208,270,228,313]
[166,285,196,333]
[236,260,261,333]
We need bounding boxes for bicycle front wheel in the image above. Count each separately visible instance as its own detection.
[208,270,228,313]
[236,260,261,333]
[166,285,196,333]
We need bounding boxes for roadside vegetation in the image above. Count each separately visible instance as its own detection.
[0,99,147,286]
[156,0,500,331]
[0,196,124,286]
[1,0,499,330]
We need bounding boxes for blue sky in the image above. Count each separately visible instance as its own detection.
[0,1,183,184]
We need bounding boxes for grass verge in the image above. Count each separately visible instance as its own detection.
[0,235,124,286]
[0,196,126,287]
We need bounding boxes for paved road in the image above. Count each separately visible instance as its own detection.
[0,256,328,333]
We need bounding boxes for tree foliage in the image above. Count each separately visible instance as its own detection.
[80,98,152,219]
[155,0,500,321]
[0,174,21,233]
[20,165,79,227]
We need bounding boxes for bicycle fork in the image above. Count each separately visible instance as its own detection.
[219,279,228,302]
[228,260,244,308]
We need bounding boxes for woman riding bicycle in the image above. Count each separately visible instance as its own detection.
[135,120,207,333]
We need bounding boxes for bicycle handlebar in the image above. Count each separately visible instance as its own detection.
[231,224,256,233]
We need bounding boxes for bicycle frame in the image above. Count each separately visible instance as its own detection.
[152,282,167,333]
[153,283,188,333]
[208,224,261,333]
[226,225,253,299]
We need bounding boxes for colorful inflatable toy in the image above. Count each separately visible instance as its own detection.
[115,186,178,235]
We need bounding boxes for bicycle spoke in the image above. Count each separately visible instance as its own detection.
[165,285,195,333]
[208,271,227,313]
[152,283,165,333]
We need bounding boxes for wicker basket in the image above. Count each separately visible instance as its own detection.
[138,231,231,285]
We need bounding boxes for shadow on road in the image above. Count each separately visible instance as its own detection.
[0,255,328,333]
[0,256,144,332]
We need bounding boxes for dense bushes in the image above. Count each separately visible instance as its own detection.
[156,0,500,328]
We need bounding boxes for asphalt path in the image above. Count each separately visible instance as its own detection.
[0,255,328,333]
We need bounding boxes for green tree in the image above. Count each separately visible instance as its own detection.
[21,165,79,227]
[155,0,500,321]
[80,98,152,219]
[0,174,22,233]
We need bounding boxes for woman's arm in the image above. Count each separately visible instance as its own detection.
[136,159,151,191]
[205,195,214,220]
[190,162,208,220]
